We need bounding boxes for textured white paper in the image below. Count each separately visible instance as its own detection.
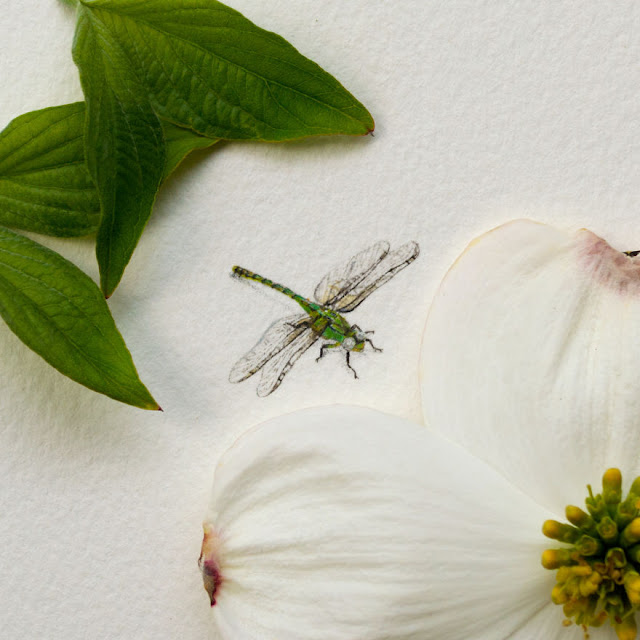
[1,1,639,638]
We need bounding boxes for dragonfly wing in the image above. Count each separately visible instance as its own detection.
[313,241,390,306]
[229,314,310,383]
[257,328,320,397]
[333,241,420,312]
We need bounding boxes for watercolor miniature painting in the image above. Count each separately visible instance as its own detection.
[3,3,639,640]
[229,241,420,396]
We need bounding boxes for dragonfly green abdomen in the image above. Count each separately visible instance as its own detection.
[230,241,419,396]
[231,267,321,316]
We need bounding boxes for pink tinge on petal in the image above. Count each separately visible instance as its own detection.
[576,229,640,296]
[199,523,223,607]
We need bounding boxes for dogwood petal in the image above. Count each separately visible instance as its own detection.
[421,219,640,514]
[202,405,555,640]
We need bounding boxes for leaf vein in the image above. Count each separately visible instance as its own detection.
[0,253,127,378]
[92,7,366,134]
[0,115,85,172]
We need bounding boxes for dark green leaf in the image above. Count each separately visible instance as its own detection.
[162,120,219,180]
[71,0,372,295]
[0,103,218,239]
[73,4,167,297]
[76,0,374,141]
[0,103,100,237]
[0,225,159,409]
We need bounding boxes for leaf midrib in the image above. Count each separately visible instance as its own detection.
[0,193,95,226]
[0,160,90,181]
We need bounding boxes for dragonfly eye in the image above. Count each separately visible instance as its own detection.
[343,337,356,350]
[354,330,367,342]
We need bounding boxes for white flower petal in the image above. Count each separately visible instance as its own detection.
[202,405,556,640]
[421,219,640,513]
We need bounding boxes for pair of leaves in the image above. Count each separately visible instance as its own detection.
[0,103,218,409]
[0,102,217,238]
[71,0,374,297]
[0,0,373,409]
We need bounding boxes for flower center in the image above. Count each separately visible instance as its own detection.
[543,469,640,640]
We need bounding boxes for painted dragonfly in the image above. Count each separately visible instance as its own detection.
[229,241,420,396]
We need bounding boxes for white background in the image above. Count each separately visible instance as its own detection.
[0,1,639,637]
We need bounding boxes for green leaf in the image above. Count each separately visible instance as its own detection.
[0,102,100,237]
[162,120,219,180]
[75,0,374,141]
[74,4,168,297]
[71,0,372,295]
[0,225,159,409]
[0,103,218,239]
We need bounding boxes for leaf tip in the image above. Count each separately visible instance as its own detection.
[361,111,375,136]
[139,395,162,411]
[100,274,114,299]
[137,399,162,411]
[101,278,119,299]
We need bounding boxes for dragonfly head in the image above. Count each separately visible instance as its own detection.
[353,327,367,343]
[342,337,357,351]
[343,327,366,352]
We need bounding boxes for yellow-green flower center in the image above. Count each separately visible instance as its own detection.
[543,469,640,640]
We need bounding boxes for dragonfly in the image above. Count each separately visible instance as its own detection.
[229,240,420,396]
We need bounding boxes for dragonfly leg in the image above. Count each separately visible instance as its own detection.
[346,352,359,379]
[365,337,383,352]
[316,342,339,362]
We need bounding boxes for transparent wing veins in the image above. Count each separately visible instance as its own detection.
[229,314,310,383]
[333,241,420,312]
[257,329,320,397]
[313,240,390,307]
